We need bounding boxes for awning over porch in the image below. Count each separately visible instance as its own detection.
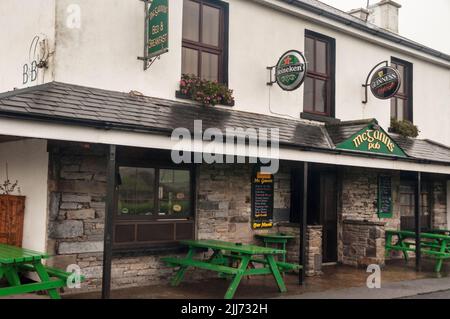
[0,82,449,172]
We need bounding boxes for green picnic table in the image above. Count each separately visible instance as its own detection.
[162,239,302,299]
[255,233,296,263]
[0,244,79,299]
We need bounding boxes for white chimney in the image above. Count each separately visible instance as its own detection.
[367,0,402,33]
[348,8,370,22]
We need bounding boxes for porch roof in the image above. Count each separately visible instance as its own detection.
[0,82,449,166]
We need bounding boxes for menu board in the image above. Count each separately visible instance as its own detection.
[378,175,393,218]
[252,171,274,229]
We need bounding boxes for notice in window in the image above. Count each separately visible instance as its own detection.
[252,172,274,229]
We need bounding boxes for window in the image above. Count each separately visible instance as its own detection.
[114,166,194,249]
[303,30,335,118]
[391,58,413,122]
[399,181,431,231]
[182,0,228,83]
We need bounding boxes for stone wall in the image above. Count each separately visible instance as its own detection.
[342,220,385,267]
[276,224,323,276]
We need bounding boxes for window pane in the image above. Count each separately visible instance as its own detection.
[118,167,155,216]
[316,40,327,74]
[303,76,314,111]
[305,37,315,72]
[396,64,405,94]
[182,0,200,42]
[182,47,199,76]
[158,170,191,216]
[397,99,405,121]
[202,5,220,46]
[201,52,219,81]
[314,79,327,113]
[390,98,397,119]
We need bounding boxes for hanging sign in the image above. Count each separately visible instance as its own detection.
[370,66,401,100]
[378,175,393,218]
[147,0,169,59]
[274,50,307,91]
[252,171,274,229]
[336,121,407,157]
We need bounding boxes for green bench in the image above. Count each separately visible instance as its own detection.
[0,243,84,299]
[386,230,450,272]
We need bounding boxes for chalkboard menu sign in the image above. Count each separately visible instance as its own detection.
[252,171,274,229]
[378,175,393,218]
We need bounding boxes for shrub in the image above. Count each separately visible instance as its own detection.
[390,118,420,138]
[179,74,234,107]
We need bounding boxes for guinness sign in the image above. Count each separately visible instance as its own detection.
[275,50,307,91]
[370,66,401,100]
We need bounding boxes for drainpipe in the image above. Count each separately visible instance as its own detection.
[102,145,117,299]
[415,171,422,271]
[299,162,308,284]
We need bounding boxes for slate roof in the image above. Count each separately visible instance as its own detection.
[0,82,449,165]
[281,0,450,62]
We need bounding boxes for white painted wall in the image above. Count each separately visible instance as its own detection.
[0,0,449,145]
[0,0,56,91]
[0,139,49,252]
[447,180,450,229]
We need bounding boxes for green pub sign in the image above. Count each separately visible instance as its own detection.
[147,0,169,59]
[336,122,407,158]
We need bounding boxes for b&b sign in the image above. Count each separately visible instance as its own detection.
[147,0,169,59]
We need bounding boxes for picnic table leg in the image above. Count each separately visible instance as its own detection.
[434,240,447,273]
[171,247,195,287]
[399,236,409,262]
[33,262,61,299]
[224,256,250,300]
[266,254,287,293]
[3,265,21,287]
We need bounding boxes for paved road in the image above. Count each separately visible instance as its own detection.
[402,289,450,299]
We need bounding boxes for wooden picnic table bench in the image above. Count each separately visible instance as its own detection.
[0,243,83,299]
[385,230,450,272]
[161,239,302,299]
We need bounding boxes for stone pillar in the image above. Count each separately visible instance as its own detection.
[342,220,385,267]
[277,224,323,276]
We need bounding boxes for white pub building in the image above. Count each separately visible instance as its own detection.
[0,0,449,297]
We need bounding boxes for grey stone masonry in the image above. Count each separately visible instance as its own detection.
[342,220,385,267]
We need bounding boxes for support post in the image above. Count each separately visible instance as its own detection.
[102,145,116,299]
[415,171,422,271]
[299,162,308,285]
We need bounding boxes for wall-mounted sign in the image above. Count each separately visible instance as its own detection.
[370,66,401,100]
[275,50,307,91]
[378,175,393,218]
[147,0,169,59]
[252,171,274,229]
[336,122,407,157]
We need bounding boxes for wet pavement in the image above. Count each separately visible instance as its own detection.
[65,259,449,299]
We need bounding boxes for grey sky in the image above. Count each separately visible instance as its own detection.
[319,0,450,54]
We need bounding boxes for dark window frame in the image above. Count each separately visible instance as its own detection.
[391,57,413,123]
[182,0,229,85]
[303,30,336,118]
[112,160,196,249]
[399,180,432,231]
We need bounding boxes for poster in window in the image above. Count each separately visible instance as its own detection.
[378,175,393,218]
[252,170,274,229]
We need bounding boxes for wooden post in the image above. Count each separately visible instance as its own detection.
[415,171,422,271]
[102,145,116,299]
[299,162,308,285]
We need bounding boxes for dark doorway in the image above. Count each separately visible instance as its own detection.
[308,165,338,263]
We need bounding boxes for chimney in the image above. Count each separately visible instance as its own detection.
[348,8,370,22]
[367,0,402,33]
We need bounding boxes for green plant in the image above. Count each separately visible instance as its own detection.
[0,162,20,195]
[390,118,420,138]
[179,74,234,107]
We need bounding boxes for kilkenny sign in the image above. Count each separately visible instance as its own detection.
[275,50,307,91]
[370,66,401,100]
[336,122,407,157]
[147,0,169,59]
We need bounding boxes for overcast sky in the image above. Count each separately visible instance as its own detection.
[319,0,450,54]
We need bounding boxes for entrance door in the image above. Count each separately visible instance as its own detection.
[319,172,338,263]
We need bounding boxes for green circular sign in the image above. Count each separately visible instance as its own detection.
[275,50,307,91]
